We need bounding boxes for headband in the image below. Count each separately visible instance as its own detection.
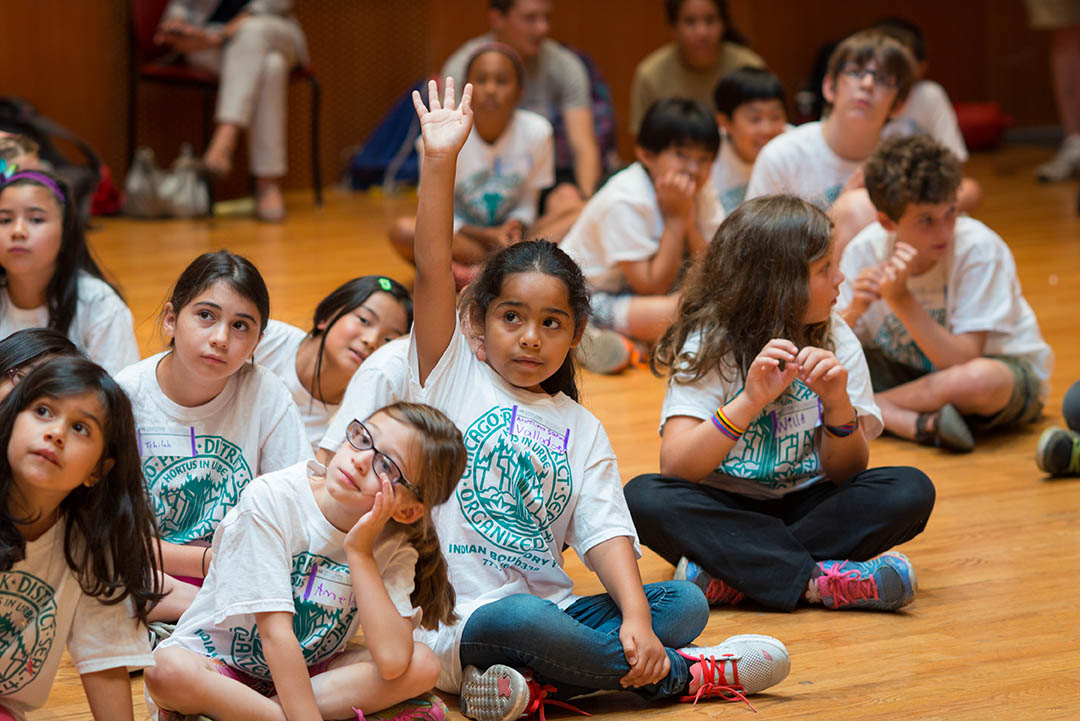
[0,170,67,205]
[464,41,526,87]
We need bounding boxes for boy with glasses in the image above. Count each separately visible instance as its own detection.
[745,30,915,250]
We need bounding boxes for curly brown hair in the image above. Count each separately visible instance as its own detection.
[652,195,834,385]
[864,134,962,222]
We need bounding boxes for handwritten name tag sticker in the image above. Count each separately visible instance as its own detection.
[137,427,197,458]
[302,563,355,610]
[770,397,822,437]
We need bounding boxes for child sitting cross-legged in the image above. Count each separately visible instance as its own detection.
[839,134,1053,452]
[144,402,467,721]
[559,98,724,363]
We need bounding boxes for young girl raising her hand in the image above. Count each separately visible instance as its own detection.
[625,195,936,614]
[393,79,790,721]
[117,251,310,622]
[0,357,162,721]
[145,402,466,721]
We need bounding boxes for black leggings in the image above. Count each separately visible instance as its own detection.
[624,467,935,611]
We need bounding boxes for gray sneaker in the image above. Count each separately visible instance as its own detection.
[577,326,632,375]
[1036,427,1080,476]
[459,665,529,721]
[1035,134,1080,182]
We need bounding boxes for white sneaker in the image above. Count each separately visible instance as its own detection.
[459,665,529,721]
[1036,134,1080,182]
[577,326,632,375]
[677,634,790,704]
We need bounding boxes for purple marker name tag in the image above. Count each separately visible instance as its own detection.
[137,427,197,458]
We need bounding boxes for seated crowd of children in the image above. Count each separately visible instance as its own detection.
[0,2,1067,720]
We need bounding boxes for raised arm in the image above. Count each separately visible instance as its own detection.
[411,78,474,385]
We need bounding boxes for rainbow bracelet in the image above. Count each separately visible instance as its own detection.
[823,416,859,438]
[711,407,746,441]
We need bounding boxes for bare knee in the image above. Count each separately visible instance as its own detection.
[389,216,417,261]
[958,177,982,212]
[544,183,584,215]
[144,648,206,709]
[947,358,1014,408]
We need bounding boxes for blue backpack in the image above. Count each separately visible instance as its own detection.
[347,79,426,191]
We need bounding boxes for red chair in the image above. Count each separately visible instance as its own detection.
[127,0,322,205]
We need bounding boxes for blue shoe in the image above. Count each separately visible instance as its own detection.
[674,557,744,606]
[812,552,917,611]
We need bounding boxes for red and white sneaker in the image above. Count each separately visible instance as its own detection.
[459,665,529,721]
[677,634,790,710]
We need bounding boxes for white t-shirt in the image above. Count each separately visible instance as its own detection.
[660,317,882,500]
[745,121,861,209]
[0,521,153,720]
[116,352,311,544]
[0,273,139,375]
[254,320,339,451]
[839,217,1053,400]
[710,126,794,215]
[159,461,420,682]
[559,162,725,292]
[331,323,638,692]
[319,336,411,455]
[882,80,969,162]
[419,110,554,232]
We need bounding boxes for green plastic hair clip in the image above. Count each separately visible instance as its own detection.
[378,277,392,292]
[0,159,19,181]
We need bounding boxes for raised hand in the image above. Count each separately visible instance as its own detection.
[744,338,800,409]
[879,241,918,304]
[795,345,849,410]
[411,78,474,161]
[344,478,398,558]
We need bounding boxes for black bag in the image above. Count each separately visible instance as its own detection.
[0,97,101,223]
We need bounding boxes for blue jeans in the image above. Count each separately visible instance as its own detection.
[458,581,708,701]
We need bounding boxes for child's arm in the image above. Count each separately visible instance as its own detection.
[879,242,986,367]
[660,339,799,481]
[795,346,868,483]
[256,611,323,721]
[81,667,136,721]
[618,172,696,295]
[158,539,211,578]
[411,79,474,385]
[585,536,670,688]
[345,479,416,680]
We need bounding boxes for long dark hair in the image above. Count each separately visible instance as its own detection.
[463,240,589,402]
[307,276,412,404]
[163,250,270,344]
[653,195,834,384]
[0,358,164,623]
[0,171,118,335]
[376,402,466,629]
[0,328,83,378]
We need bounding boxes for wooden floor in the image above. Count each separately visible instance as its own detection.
[28,145,1080,720]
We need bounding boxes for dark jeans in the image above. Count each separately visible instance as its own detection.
[624,467,935,611]
[458,581,707,701]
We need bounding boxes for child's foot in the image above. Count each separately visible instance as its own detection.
[363,691,449,720]
[915,404,974,453]
[1036,427,1080,476]
[677,634,790,707]
[577,327,633,375]
[674,557,744,606]
[1036,134,1080,182]
[810,552,917,611]
[459,665,529,721]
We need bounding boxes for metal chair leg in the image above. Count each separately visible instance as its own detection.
[308,73,322,206]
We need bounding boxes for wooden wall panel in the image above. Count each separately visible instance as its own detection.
[0,1,1060,195]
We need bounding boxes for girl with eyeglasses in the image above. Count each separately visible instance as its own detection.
[116,251,310,623]
[145,402,465,721]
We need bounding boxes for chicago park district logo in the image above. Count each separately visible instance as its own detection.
[457,405,573,554]
[0,571,56,694]
[142,435,254,543]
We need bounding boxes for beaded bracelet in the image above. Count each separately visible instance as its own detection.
[711,407,746,441]
[823,415,859,438]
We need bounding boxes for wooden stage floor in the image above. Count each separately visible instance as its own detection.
[27,144,1080,720]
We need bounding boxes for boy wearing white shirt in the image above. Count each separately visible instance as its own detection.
[560,98,724,347]
[745,30,916,250]
[839,135,1053,452]
[710,66,788,214]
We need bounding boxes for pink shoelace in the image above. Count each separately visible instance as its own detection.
[817,561,879,607]
[678,650,756,712]
[522,671,591,721]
